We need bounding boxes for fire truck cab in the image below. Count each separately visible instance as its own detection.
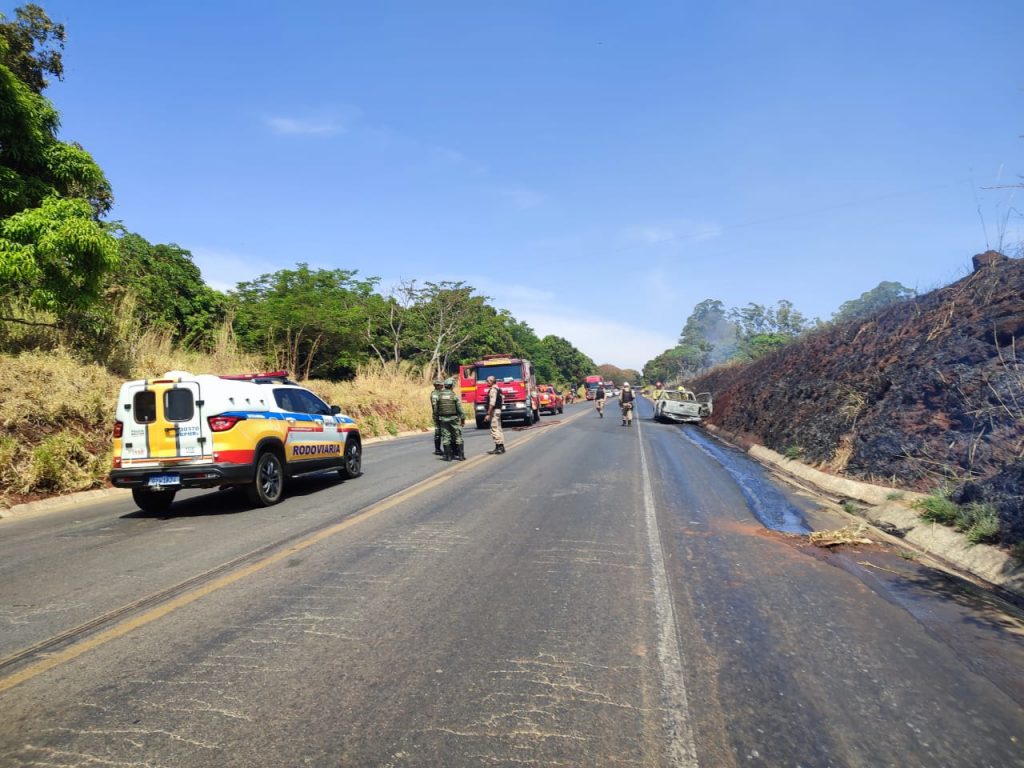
[459,355,540,428]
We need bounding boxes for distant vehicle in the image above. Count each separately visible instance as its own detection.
[110,370,361,513]
[458,355,541,427]
[584,375,603,400]
[653,388,713,423]
[537,385,564,415]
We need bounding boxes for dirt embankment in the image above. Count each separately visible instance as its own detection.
[691,251,1024,544]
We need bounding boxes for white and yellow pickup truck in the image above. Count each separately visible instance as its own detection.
[110,370,361,513]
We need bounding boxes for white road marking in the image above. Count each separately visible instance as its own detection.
[637,417,700,767]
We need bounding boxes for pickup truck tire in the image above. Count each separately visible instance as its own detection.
[339,435,362,479]
[131,488,176,514]
[245,450,285,507]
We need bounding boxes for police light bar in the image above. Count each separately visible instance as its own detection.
[219,371,291,381]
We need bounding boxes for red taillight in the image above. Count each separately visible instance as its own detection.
[113,420,123,438]
[208,415,243,432]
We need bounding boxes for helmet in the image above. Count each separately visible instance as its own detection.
[443,377,455,388]
[623,382,631,388]
[433,379,443,386]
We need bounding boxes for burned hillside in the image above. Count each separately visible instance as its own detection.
[690,251,1024,544]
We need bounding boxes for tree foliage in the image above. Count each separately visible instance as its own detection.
[0,196,117,316]
[832,280,916,324]
[232,265,379,380]
[0,3,65,94]
[0,9,116,331]
[729,300,813,361]
[110,231,227,347]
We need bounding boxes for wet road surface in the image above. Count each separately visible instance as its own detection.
[1,398,1022,766]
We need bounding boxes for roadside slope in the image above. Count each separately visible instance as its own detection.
[691,251,1024,546]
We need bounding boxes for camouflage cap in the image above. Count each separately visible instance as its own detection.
[444,377,455,387]
[433,379,443,386]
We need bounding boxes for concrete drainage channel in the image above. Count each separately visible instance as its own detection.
[701,422,1024,602]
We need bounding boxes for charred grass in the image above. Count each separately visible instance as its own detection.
[691,252,1024,551]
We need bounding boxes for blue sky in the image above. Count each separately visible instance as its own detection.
[30,0,1024,369]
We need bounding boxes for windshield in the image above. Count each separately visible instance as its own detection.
[664,391,694,402]
[478,364,525,382]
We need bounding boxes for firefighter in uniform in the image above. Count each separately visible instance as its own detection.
[430,378,444,455]
[620,381,635,426]
[484,375,505,454]
[435,378,466,461]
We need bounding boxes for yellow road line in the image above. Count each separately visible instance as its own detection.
[0,404,590,694]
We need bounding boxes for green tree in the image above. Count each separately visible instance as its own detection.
[0,17,116,332]
[680,298,737,366]
[833,280,916,323]
[730,300,812,360]
[0,196,116,317]
[412,281,497,379]
[539,334,595,388]
[0,3,65,94]
[111,231,227,347]
[232,264,379,380]
[0,34,112,218]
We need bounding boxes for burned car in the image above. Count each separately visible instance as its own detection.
[652,388,712,423]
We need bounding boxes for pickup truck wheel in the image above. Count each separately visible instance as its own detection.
[339,436,362,479]
[245,450,284,507]
[131,488,176,514]
[523,409,533,426]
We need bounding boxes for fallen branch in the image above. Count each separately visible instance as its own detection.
[809,523,873,548]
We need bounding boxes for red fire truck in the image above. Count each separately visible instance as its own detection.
[584,375,603,400]
[458,355,541,428]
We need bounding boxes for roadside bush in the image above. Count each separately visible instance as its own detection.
[915,492,959,526]
[23,433,107,494]
[959,502,1001,544]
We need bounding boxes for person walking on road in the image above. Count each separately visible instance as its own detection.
[435,378,466,461]
[484,375,505,454]
[620,381,635,426]
[595,383,606,418]
[429,378,444,455]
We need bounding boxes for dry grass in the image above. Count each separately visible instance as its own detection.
[0,351,439,508]
[305,361,435,437]
[128,324,264,379]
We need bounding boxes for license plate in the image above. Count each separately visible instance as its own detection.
[147,474,181,488]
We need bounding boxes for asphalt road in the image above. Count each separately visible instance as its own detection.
[1,398,1023,767]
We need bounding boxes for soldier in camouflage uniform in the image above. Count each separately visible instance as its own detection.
[435,378,466,461]
[430,378,444,455]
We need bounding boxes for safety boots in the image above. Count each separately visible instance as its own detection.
[442,445,453,461]
[455,444,465,461]
[434,436,443,455]
[488,444,505,455]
